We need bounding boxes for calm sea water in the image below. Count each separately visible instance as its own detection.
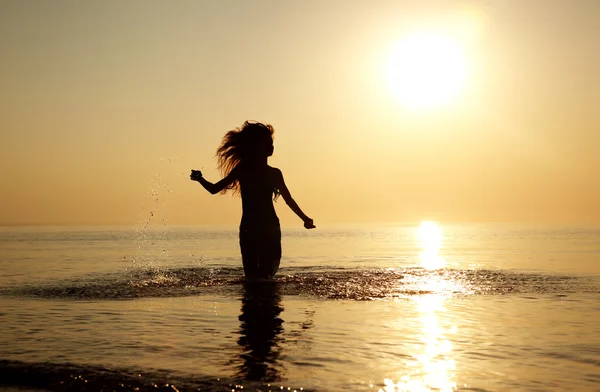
[1,223,599,392]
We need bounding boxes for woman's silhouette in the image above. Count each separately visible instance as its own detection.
[191,121,315,279]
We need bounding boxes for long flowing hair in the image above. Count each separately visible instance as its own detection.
[216,121,276,196]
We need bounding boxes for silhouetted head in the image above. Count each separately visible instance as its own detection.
[216,121,275,193]
[242,121,274,159]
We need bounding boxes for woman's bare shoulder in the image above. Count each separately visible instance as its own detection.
[267,166,283,183]
[268,165,282,174]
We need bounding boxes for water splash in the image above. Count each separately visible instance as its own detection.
[129,157,208,275]
[131,171,172,276]
[4,267,596,301]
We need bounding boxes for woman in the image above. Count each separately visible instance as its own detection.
[191,121,315,279]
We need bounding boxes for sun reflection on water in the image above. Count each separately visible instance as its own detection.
[417,221,445,270]
[380,295,457,392]
[379,222,457,392]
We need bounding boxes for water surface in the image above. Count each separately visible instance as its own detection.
[1,223,599,391]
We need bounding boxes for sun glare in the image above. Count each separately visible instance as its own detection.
[385,31,468,110]
[417,221,446,270]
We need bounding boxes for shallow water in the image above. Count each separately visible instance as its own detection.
[1,223,599,391]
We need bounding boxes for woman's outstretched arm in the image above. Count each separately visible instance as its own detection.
[190,168,237,195]
[275,169,315,229]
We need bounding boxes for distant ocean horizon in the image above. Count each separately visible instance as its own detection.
[1,222,599,391]
[3,220,600,232]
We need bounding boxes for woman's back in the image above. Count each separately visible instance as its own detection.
[238,165,279,227]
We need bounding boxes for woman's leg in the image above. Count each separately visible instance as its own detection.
[240,224,281,280]
[256,224,281,279]
[239,226,259,279]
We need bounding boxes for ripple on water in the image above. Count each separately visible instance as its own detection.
[1,267,597,301]
[0,359,312,392]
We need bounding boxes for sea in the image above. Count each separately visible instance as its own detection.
[1,222,599,392]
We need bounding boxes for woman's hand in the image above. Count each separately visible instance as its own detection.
[303,217,316,229]
[190,170,202,181]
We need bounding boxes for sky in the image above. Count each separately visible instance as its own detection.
[1,0,599,226]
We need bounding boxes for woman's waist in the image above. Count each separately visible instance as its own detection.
[240,214,280,229]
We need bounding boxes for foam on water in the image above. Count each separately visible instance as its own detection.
[2,266,596,301]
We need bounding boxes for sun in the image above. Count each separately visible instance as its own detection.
[385,31,468,110]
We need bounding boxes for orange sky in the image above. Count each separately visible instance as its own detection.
[1,0,599,226]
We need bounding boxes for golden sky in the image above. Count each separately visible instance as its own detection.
[1,0,599,226]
